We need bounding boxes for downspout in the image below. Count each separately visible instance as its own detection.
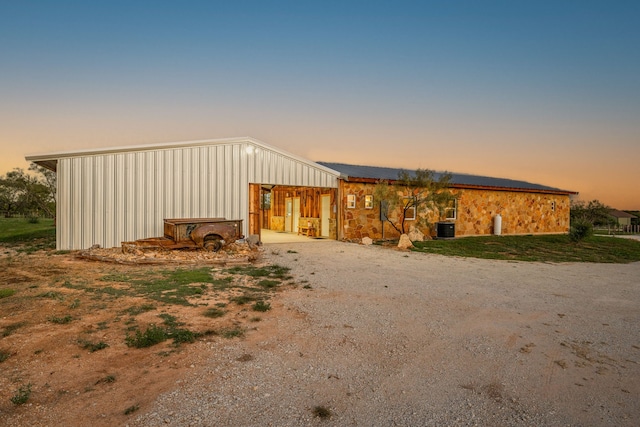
[337,179,344,240]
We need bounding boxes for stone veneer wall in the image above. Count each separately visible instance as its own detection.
[339,182,571,240]
[453,188,570,236]
[341,182,386,240]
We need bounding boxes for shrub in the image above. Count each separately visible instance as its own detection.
[169,328,198,344]
[125,324,167,348]
[11,384,32,405]
[79,340,109,352]
[252,301,271,312]
[203,308,226,318]
[570,219,593,242]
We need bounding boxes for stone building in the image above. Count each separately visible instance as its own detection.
[317,162,576,241]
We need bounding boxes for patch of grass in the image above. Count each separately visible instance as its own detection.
[412,235,640,263]
[61,280,85,290]
[69,299,81,309]
[257,279,280,289]
[89,286,130,298]
[169,328,198,344]
[204,307,226,318]
[158,313,181,328]
[0,349,11,363]
[0,288,16,299]
[225,264,292,280]
[252,301,271,312]
[97,321,109,330]
[123,304,156,316]
[2,322,26,337]
[48,315,74,324]
[157,313,200,345]
[0,217,55,245]
[229,294,258,305]
[286,249,298,254]
[312,405,332,419]
[124,404,140,415]
[210,276,235,290]
[38,291,64,300]
[127,268,215,306]
[125,324,168,348]
[79,339,109,352]
[11,383,32,405]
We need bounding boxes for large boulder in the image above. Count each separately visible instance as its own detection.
[397,234,414,250]
[408,226,425,242]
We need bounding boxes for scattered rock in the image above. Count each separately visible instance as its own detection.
[398,234,414,249]
[78,242,261,265]
[408,227,425,242]
[246,234,260,246]
[361,236,373,245]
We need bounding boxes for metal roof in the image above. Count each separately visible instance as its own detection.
[26,136,341,177]
[317,162,576,195]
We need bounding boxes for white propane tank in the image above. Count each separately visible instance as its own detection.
[494,214,502,235]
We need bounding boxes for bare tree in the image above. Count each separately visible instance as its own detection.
[374,169,453,235]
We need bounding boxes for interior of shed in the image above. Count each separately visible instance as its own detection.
[248,184,337,241]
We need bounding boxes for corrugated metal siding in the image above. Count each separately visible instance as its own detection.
[56,141,339,249]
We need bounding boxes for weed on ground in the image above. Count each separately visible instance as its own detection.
[11,383,32,405]
[0,288,15,299]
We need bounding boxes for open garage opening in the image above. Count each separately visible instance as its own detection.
[249,184,338,244]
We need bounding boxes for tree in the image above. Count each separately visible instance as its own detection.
[570,199,612,227]
[0,174,23,217]
[373,168,453,236]
[0,164,56,218]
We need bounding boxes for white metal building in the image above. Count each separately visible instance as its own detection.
[26,137,341,250]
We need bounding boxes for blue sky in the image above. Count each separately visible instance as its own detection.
[1,1,639,208]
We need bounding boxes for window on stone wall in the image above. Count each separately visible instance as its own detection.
[403,197,416,220]
[445,199,457,220]
[347,194,356,209]
[364,195,373,209]
[551,201,556,212]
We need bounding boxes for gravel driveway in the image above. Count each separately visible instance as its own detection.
[132,240,640,427]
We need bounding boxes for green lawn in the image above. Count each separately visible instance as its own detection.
[0,217,56,252]
[411,234,640,263]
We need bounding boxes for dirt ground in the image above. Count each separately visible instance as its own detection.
[0,244,280,427]
[1,240,639,426]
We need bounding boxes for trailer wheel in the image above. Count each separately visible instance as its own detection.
[203,236,223,252]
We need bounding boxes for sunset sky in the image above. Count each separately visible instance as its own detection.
[1,1,638,209]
